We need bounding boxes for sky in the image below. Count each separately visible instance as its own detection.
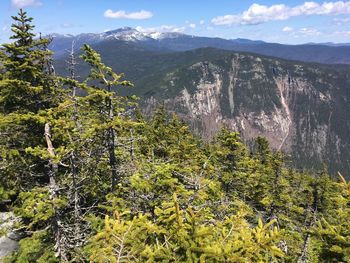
[1,0,350,44]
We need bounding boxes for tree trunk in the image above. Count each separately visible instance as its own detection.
[107,93,118,191]
[68,42,82,237]
[298,234,311,263]
[44,123,66,261]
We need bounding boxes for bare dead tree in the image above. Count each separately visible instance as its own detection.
[67,40,81,131]
[65,41,89,250]
[67,40,81,225]
[44,123,67,261]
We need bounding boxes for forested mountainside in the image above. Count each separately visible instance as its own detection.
[1,10,350,263]
[50,27,350,64]
[54,40,350,179]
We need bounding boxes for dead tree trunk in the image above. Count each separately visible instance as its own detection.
[44,123,67,261]
[67,41,84,244]
[67,41,81,132]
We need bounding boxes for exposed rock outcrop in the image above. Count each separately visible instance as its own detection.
[0,212,20,259]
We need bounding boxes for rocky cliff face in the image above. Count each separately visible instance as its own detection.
[145,53,350,176]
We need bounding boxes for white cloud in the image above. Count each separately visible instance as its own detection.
[200,20,205,25]
[11,0,42,8]
[136,25,186,33]
[212,15,241,25]
[282,26,294,32]
[104,9,153,20]
[189,23,196,29]
[212,1,350,25]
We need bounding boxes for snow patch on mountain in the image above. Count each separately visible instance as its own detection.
[50,27,187,43]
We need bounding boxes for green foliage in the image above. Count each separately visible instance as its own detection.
[14,188,67,229]
[86,194,283,262]
[313,175,350,262]
[0,9,58,113]
[86,212,160,262]
[3,231,57,263]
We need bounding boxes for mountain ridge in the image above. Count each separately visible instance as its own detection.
[49,27,350,65]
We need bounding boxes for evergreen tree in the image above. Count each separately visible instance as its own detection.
[80,44,134,191]
[1,9,57,113]
[0,8,60,198]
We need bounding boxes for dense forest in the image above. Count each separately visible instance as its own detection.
[0,10,349,262]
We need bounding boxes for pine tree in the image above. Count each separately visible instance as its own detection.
[1,9,57,113]
[80,44,134,191]
[0,8,61,198]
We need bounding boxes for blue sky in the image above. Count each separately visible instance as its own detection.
[1,0,350,44]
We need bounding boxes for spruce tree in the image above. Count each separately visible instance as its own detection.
[0,9,60,199]
[80,44,134,191]
[1,9,57,113]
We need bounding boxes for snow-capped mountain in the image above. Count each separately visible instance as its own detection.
[102,27,151,41]
[101,27,186,41]
[50,27,185,44]
[49,27,188,56]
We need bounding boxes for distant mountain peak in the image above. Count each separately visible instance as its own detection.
[101,27,186,41]
[49,27,190,44]
[100,27,149,42]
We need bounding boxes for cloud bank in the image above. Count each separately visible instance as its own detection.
[212,1,350,25]
[104,9,153,20]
